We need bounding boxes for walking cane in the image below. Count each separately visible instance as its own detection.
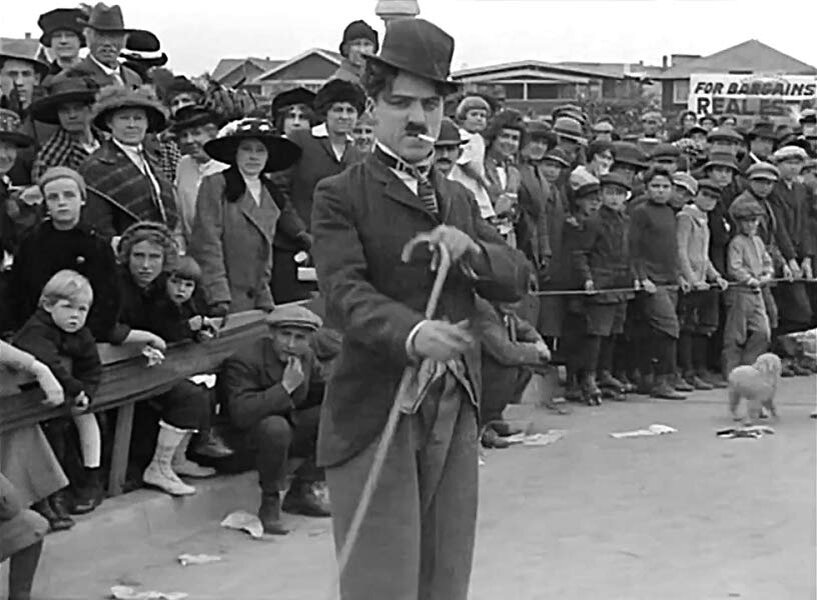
[325,233,453,600]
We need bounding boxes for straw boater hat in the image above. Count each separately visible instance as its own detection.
[364,18,460,95]
[204,118,302,172]
[37,8,87,47]
[0,109,35,148]
[91,85,169,132]
[30,71,100,125]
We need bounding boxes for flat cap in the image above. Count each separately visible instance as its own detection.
[574,181,600,198]
[772,145,808,163]
[651,143,681,159]
[702,152,739,172]
[612,141,648,169]
[696,178,722,196]
[599,171,631,191]
[672,172,698,195]
[746,162,780,181]
[592,121,614,133]
[707,127,743,143]
[265,305,323,331]
[729,195,764,220]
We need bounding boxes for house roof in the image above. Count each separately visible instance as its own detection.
[255,48,342,82]
[211,57,284,83]
[452,60,625,81]
[557,61,664,78]
[655,39,817,79]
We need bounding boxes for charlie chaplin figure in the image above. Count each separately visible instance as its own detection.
[312,17,529,600]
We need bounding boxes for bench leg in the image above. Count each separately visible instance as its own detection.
[108,403,135,496]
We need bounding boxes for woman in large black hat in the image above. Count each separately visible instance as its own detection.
[37,8,87,76]
[30,70,101,181]
[189,118,309,314]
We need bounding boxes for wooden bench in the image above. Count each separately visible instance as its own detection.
[0,310,269,496]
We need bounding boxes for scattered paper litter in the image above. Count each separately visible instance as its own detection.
[505,430,567,446]
[142,346,165,367]
[610,424,677,439]
[716,425,775,439]
[110,585,188,600]
[220,510,264,539]
[187,374,217,388]
[177,553,222,566]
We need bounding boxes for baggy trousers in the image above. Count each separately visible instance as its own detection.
[326,374,478,600]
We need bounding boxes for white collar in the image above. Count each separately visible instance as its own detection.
[311,122,354,143]
[112,138,144,156]
[89,53,119,76]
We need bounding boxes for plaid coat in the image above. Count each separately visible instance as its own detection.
[79,139,178,239]
[32,128,101,182]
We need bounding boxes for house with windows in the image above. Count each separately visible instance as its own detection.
[654,39,817,113]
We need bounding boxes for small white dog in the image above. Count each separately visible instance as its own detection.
[728,353,782,424]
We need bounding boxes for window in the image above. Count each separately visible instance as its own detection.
[673,79,690,104]
[527,83,559,100]
[503,83,524,99]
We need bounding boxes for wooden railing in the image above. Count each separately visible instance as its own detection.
[0,310,269,495]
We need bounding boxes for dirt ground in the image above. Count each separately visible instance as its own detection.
[28,375,817,600]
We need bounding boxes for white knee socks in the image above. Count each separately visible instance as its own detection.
[72,413,101,468]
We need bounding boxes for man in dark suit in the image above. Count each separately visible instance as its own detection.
[311,18,529,600]
[74,3,142,89]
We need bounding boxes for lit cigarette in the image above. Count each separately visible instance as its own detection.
[415,133,435,143]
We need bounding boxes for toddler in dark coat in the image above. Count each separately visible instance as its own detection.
[12,270,106,521]
[154,256,217,344]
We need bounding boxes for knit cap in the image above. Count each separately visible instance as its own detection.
[38,166,87,198]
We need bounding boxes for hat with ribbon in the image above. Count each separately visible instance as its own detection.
[37,8,87,47]
[204,118,301,172]
[0,109,35,148]
[77,3,131,32]
[435,117,465,147]
[265,304,323,331]
[365,18,459,95]
[30,70,100,125]
[271,87,316,116]
[91,85,168,133]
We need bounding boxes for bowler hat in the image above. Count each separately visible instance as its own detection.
[266,305,323,331]
[340,20,379,55]
[204,118,301,172]
[800,109,817,125]
[0,109,35,148]
[612,141,648,169]
[78,3,131,32]
[30,71,100,125]
[171,105,218,134]
[272,87,316,116]
[365,18,459,95]
[0,39,49,78]
[702,152,739,172]
[37,8,87,47]
[435,118,464,147]
[91,85,168,133]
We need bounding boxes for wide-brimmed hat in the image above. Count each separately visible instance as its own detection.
[30,71,100,125]
[204,118,302,172]
[435,117,464,147]
[0,109,35,148]
[38,8,87,47]
[170,105,219,134]
[91,85,168,132]
[125,29,160,53]
[702,152,740,172]
[77,3,131,32]
[271,87,316,116]
[0,39,50,78]
[365,18,459,95]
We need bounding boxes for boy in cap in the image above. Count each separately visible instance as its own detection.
[649,143,681,175]
[629,167,687,398]
[449,95,495,219]
[671,172,697,211]
[332,20,379,84]
[676,179,729,389]
[572,172,635,400]
[740,120,777,172]
[312,18,529,600]
[219,305,330,535]
[722,196,775,374]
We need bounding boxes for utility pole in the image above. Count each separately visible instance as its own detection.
[375,0,420,26]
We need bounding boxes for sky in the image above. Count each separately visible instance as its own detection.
[4,0,817,76]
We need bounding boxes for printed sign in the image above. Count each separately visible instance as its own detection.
[688,73,817,119]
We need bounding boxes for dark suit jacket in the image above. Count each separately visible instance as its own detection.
[74,56,143,89]
[517,161,552,269]
[79,139,178,239]
[311,154,530,467]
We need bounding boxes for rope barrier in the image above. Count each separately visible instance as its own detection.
[530,277,816,297]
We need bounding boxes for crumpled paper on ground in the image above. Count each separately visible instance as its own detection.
[187,374,216,388]
[716,425,775,439]
[177,553,222,566]
[142,346,165,367]
[610,424,677,439]
[110,585,188,600]
[505,430,567,446]
[220,510,264,539]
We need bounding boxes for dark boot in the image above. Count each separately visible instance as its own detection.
[191,430,234,459]
[563,369,583,403]
[651,375,687,400]
[481,428,511,449]
[635,372,655,396]
[698,369,728,389]
[71,468,105,515]
[581,373,602,406]
[491,421,523,437]
[258,493,289,535]
[597,370,626,393]
[46,493,75,531]
[684,372,714,391]
[614,371,637,393]
[282,480,331,517]
[671,372,695,392]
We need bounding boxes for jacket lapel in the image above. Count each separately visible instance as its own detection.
[238,188,277,244]
[368,156,438,220]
